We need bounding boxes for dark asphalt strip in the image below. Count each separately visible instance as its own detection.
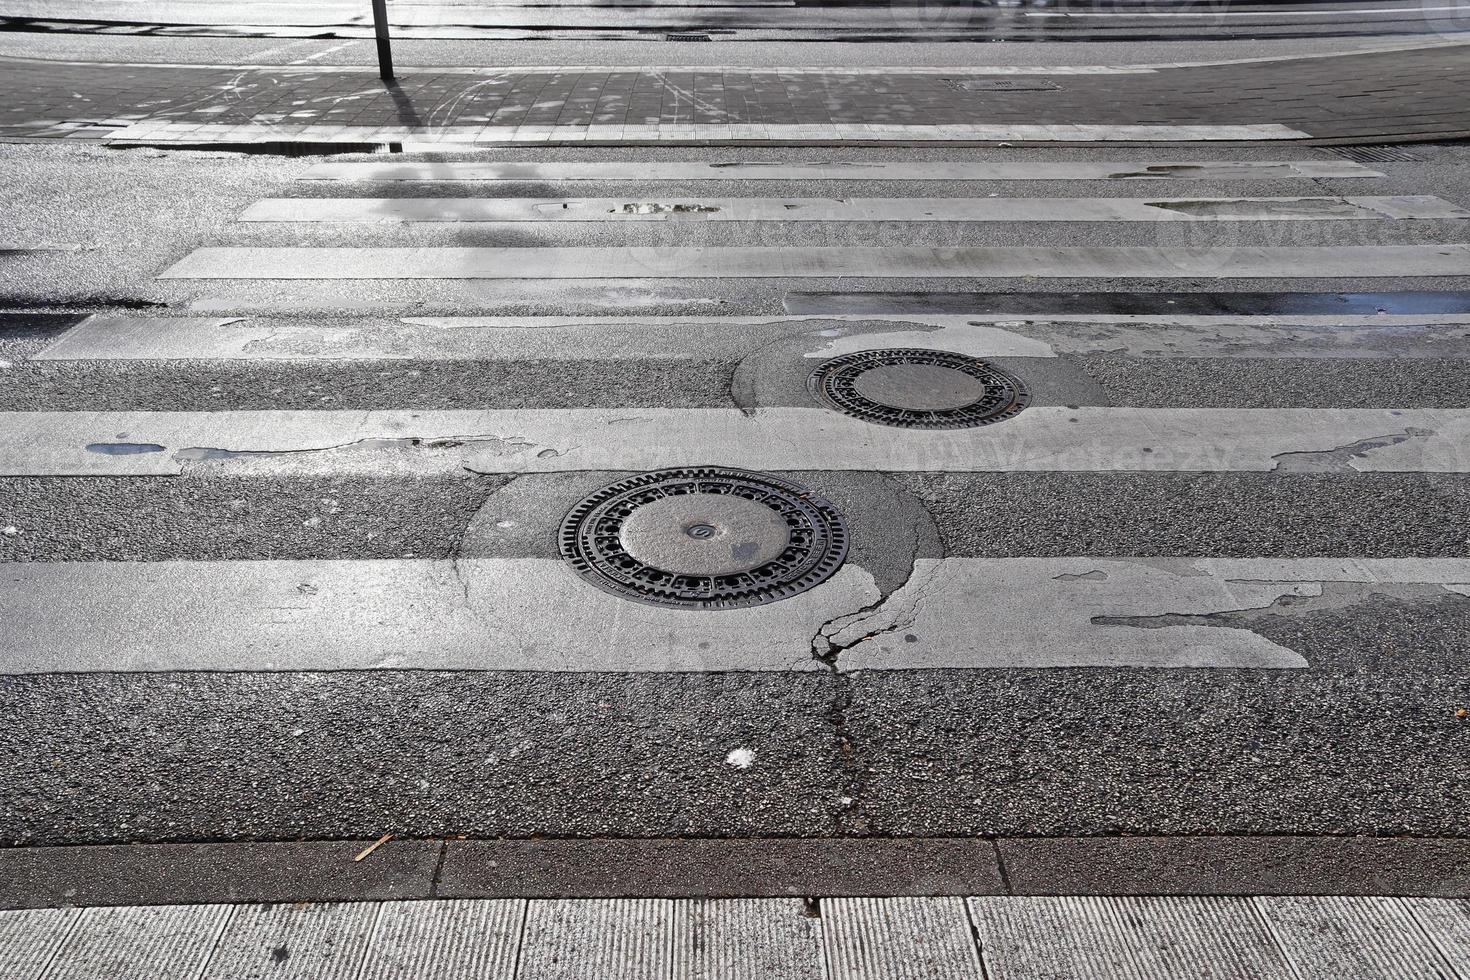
[2,472,1467,563]
[4,355,1468,410]
[0,593,1466,846]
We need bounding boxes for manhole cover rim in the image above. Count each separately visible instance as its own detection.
[808,347,1030,429]
[559,467,849,610]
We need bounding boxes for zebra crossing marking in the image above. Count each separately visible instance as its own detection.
[236,195,1469,223]
[35,314,1470,362]
[11,557,1461,674]
[158,245,1470,280]
[3,407,1465,476]
[296,161,1383,182]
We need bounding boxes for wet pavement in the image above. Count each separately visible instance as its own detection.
[4,35,1470,144]
[3,138,1470,864]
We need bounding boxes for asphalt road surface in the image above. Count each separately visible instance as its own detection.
[2,141,1470,848]
[5,0,1468,41]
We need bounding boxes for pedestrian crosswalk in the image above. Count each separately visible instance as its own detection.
[5,150,1469,680]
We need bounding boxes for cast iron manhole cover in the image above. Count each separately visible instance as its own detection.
[1329,146,1424,164]
[559,467,848,609]
[809,348,1029,429]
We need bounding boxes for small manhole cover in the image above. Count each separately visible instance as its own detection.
[559,467,848,609]
[1329,145,1424,164]
[809,348,1029,429]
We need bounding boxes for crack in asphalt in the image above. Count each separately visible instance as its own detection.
[807,473,940,834]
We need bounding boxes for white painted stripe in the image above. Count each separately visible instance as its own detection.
[33,315,1057,361]
[159,245,1470,281]
[298,160,1378,182]
[114,121,1314,144]
[238,195,1467,224]
[826,557,1470,671]
[18,557,1455,674]
[37,314,1470,363]
[4,407,1466,477]
[0,558,877,673]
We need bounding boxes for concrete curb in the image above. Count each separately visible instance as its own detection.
[4,837,1470,909]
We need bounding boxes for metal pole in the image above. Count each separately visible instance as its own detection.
[371,0,395,82]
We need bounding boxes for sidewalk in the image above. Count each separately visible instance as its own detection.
[3,41,1469,144]
[9,895,1470,978]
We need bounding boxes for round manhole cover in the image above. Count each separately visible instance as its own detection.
[559,467,848,609]
[809,348,1029,429]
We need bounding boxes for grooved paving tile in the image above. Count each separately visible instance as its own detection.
[41,905,227,980]
[967,896,1296,979]
[822,897,983,980]
[517,899,671,980]
[671,898,824,980]
[1255,896,1457,980]
[356,899,523,980]
[0,908,79,980]
[198,902,377,980]
[1406,900,1470,973]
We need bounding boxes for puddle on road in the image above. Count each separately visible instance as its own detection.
[86,442,165,455]
[614,203,722,215]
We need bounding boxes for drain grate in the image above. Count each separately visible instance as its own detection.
[666,31,712,40]
[559,467,848,610]
[947,78,1062,92]
[1328,146,1425,164]
[810,348,1029,429]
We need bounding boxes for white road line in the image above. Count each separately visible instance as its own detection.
[297,160,1380,182]
[115,121,1314,143]
[11,557,1462,674]
[32,315,1057,361]
[241,194,1470,224]
[158,245,1470,280]
[34,314,1470,362]
[827,558,1470,671]
[3,407,1465,476]
[237,196,1469,224]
